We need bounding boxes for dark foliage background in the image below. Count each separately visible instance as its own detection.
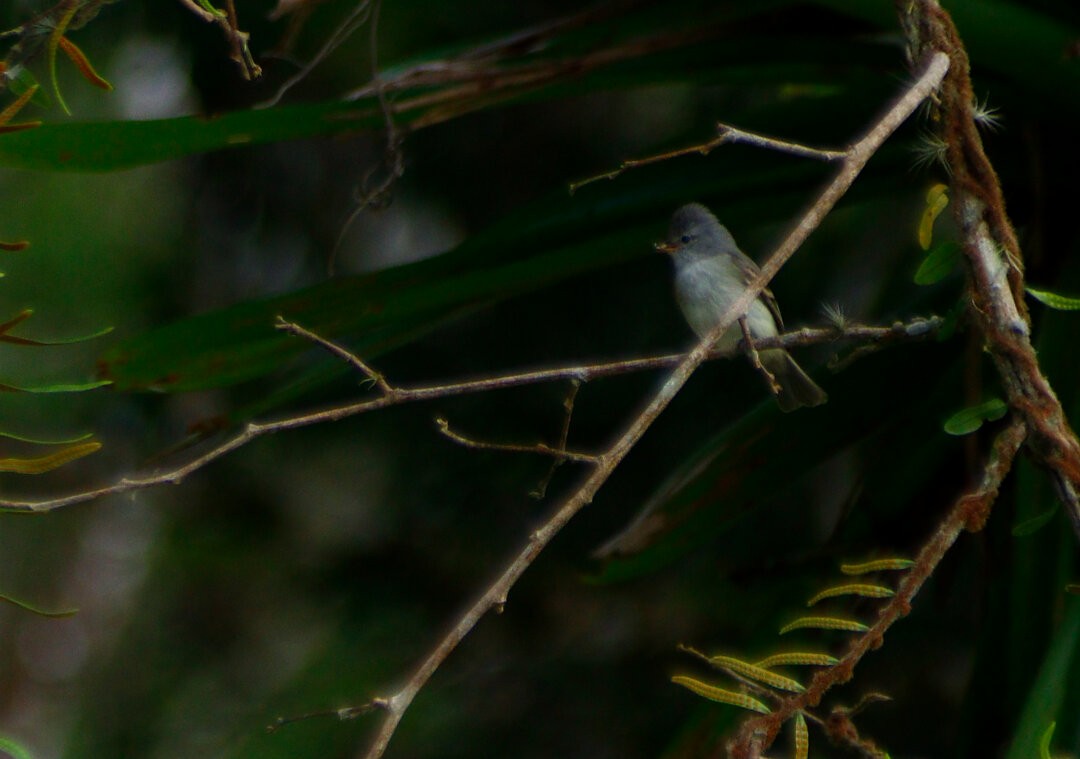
[0,1,1078,757]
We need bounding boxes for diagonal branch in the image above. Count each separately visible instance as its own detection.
[349,51,950,759]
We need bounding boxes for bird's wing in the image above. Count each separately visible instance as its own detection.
[733,249,785,331]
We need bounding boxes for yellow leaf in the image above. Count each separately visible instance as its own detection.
[840,558,915,575]
[58,36,114,91]
[918,183,949,250]
[0,440,101,474]
[671,676,770,714]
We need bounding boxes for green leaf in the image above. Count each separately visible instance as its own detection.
[943,398,1008,435]
[0,735,35,759]
[1012,506,1059,537]
[0,592,78,617]
[0,379,111,393]
[1005,599,1080,759]
[914,241,960,285]
[1039,722,1055,759]
[0,429,94,445]
[1026,287,1080,311]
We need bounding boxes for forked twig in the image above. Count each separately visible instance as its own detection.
[0,317,940,515]
[434,415,599,465]
[531,380,583,499]
[569,122,846,194]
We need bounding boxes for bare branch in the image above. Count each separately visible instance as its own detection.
[0,316,939,515]
[433,415,599,465]
[531,380,583,499]
[275,316,393,395]
[569,122,845,194]
[352,51,950,759]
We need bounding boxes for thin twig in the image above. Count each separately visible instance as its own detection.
[351,51,950,759]
[175,0,260,79]
[569,122,846,194]
[434,415,599,465]
[531,380,582,499]
[261,0,375,108]
[0,316,939,515]
[274,316,393,395]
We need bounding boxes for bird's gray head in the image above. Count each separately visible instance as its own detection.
[655,203,739,265]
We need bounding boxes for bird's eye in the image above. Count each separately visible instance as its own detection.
[680,234,693,244]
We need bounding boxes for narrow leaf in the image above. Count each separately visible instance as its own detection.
[57,37,113,91]
[840,558,914,575]
[918,183,949,250]
[807,584,894,606]
[0,85,39,128]
[0,735,34,759]
[1012,506,1058,537]
[943,398,1008,436]
[1038,722,1054,759]
[0,325,113,347]
[0,430,94,445]
[0,440,101,474]
[0,309,33,334]
[0,379,111,393]
[706,654,805,693]
[1026,286,1080,311]
[47,4,81,115]
[755,652,839,668]
[670,676,770,714]
[779,616,869,635]
[1004,600,1080,759]
[794,712,809,759]
[0,591,78,618]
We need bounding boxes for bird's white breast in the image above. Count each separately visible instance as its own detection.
[674,256,778,351]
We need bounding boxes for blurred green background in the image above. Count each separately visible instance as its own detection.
[0,1,1078,757]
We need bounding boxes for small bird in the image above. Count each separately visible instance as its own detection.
[656,203,827,412]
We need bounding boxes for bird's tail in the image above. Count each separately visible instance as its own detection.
[761,349,827,413]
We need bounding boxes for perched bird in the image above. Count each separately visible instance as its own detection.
[656,203,827,412]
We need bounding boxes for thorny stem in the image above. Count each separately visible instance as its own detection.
[350,51,950,759]
[0,317,939,514]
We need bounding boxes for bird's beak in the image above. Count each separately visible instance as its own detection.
[654,241,676,255]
